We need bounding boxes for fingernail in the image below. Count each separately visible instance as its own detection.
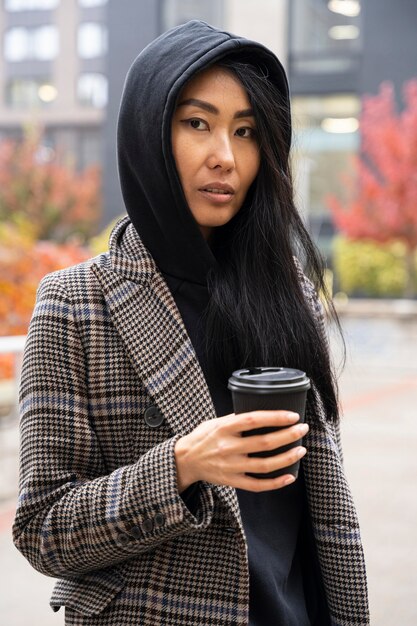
[297,423,309,434]
[283,475,295,485]
[286,412,299,422]
[297,447,307,458]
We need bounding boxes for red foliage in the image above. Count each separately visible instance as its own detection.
[0,128,101,378]
[0,128,101,242]
[0,232,91,378]
[328,79,417,251]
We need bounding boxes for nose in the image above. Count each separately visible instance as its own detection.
[207,133,235,171]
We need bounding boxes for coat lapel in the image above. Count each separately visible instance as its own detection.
[91,218,216,438]
[91,218,240,517]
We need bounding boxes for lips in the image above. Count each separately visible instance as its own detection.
[203,188,231,195]
[199,182,235,195]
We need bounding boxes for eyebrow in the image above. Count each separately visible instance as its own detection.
[177,98,254,119]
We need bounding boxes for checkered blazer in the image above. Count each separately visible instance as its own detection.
[13,217,369,625]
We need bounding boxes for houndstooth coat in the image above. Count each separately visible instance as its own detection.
[13,218,369,625]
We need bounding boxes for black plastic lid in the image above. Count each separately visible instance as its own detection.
[228,367,310,393]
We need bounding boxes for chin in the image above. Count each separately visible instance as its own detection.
[201,210,240,227]
[204,219,233,231]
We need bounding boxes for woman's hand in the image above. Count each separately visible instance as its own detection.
[174,411,308,493]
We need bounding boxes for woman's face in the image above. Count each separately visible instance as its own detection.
[171,66,260,240]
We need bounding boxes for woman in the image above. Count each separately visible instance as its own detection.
[13,20,369,626]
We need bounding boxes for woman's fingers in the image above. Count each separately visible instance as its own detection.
[223,443,306,476]
[232,472,297,493]
[224,410,300,433]
[244,445,307,474]
[238,422,309,455]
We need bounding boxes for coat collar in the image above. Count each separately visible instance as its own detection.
[107,216,158,284]
[91,217,240,518]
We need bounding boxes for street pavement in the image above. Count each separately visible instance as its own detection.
[0,315,416,625]
[333,316,417,626]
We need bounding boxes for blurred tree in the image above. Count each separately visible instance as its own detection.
[0,127,101,378]
[89,215,124,255]
[0,127,101,243]
[333,236,417,297]
[0,222,91,378]
[328,79,417,297]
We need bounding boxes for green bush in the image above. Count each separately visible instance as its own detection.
[89,216,124,256]
[332,237,417,297]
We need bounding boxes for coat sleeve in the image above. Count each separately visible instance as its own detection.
[293,258,344,463]
[12,272,214,579]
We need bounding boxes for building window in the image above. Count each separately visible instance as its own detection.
[78,128,102,168]
[5,0,59,10]
[78,22,107,59]
[290,0,361,73]
[6,78,57,108]
[77,73,108,108]
[292,94,360,252]
[4,26,59,61]
[78,0,107,6]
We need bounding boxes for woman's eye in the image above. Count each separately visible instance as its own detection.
[186,118,208,131]
[236,127,256,138]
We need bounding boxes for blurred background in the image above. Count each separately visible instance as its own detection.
[0,0,416,624]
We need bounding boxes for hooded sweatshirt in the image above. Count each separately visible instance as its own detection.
[117,20,327,626]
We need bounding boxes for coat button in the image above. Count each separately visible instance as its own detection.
[115,532,130,547]
[141,518,153,533]
[144,405,165,428]
[128,525,142,540]
[154,512,165,528]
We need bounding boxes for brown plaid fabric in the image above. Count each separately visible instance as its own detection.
[13,217,369,625]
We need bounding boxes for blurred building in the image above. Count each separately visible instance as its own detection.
[288,0,417,257]
[0,0,416,249]
[0,0,108,169]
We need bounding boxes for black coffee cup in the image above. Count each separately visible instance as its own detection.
[228,367,311,479]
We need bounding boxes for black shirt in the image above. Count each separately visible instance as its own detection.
[162,273,315,626]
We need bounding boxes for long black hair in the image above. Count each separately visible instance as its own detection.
[203,56,343,424]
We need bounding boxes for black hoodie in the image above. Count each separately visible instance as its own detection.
[117,19,290,286]
[117,20,327,626]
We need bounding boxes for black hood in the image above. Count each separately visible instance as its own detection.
[117,20,291,286]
